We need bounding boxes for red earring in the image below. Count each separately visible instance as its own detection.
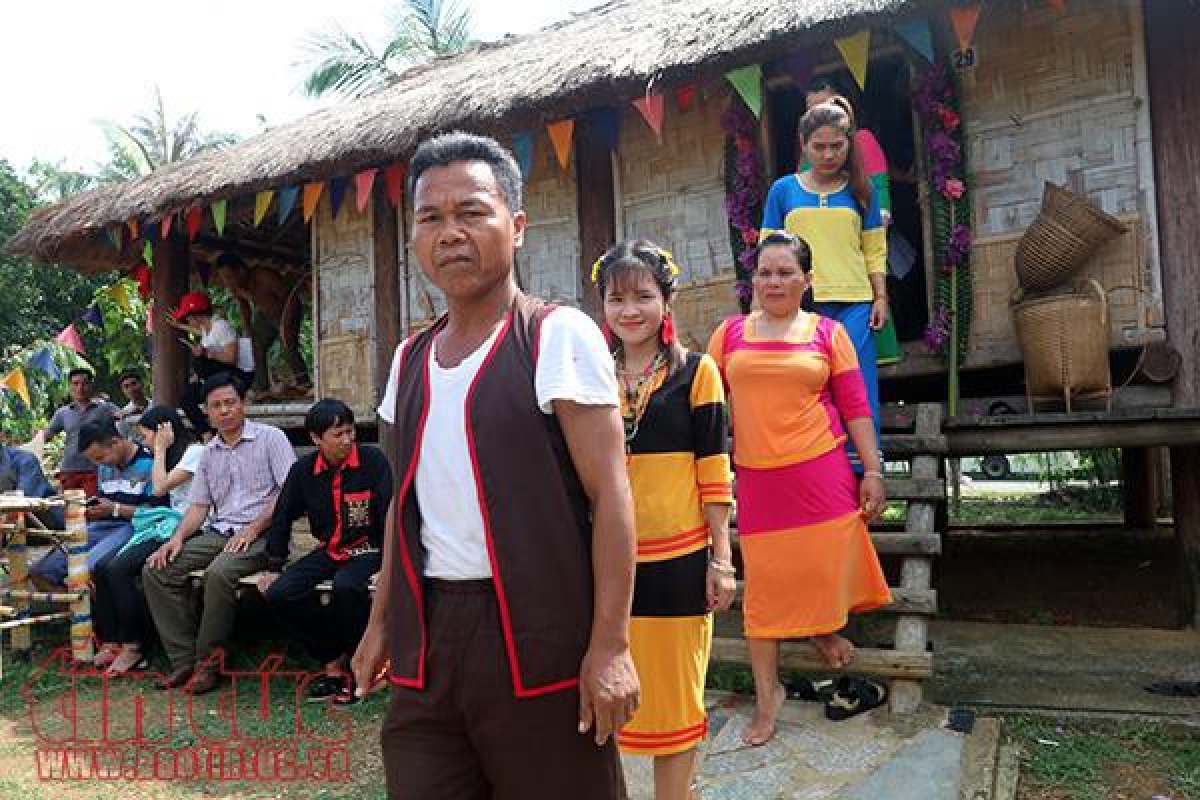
[602,321,615,346]
[661,313,676,346]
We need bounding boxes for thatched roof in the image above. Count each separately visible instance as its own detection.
[8,0,911,269]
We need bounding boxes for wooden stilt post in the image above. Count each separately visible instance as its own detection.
[62,490,93,663]
[1122,447,1159,529]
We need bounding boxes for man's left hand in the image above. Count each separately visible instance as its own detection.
[578,645,640,746]
[224,529,258,553]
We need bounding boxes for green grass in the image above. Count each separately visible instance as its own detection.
[1006,716,1200,800]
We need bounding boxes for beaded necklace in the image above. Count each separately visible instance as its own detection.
[616,350,666,450]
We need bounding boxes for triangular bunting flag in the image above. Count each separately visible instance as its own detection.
[511,132,535,178]
[546,119,575,170]
[330,177,349,220]
[725,65,764,118]
[143,220,158,243]
[55,323,85,354]
[675,84,697,113]
[145,301,154,334]
[949,4,981,52]
[591,108,620,152]
[895,19,935,63]
[354,169,378,213]
[784,50,814,89]
[196,260,211,286]
[278,187,299,224]
[142,240,154,268]
[131,265,151,300]
[1047,0,1067,14]
[185,206,203,241]
[1,368,31,408]
[81,305,103,327]
[28,347,60,380]
[632,94,665,140]
[834,30,871,90]
[211,199,228,236]
[254,190,274,227]
[127,219,140,241]
[109,282,131,313]
[105,226,121,250]
[383,165,405,208]
[160,211,174,240]
[302,182,324,222]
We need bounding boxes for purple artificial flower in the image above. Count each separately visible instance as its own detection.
[735,279,754,304]
[944,223,972,268]
[923,305,951,353]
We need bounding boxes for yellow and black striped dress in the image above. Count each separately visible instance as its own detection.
[617,350,733,757]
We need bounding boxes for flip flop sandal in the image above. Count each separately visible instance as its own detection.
[785,676,835,702]
[825,677,888,721]
[105,651,149,676]
[1145,680,1200,698]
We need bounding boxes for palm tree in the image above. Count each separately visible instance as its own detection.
[298,0,473,100]
[96,86,236,183]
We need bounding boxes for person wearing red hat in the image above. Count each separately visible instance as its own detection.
[166,291,255,436]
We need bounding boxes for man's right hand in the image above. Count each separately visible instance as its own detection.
[351,620,390,698]
[255,572,280,595]
[147,536,184,569]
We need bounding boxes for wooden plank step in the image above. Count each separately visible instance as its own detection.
[710,636,933,679]
[730,583,936,615]
[882,478,946,501]
[880,433,949,456]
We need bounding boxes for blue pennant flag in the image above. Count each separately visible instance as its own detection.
[28,347,60,380]
[81,304,103,327]
[329,177,349,220]
[591,107,620,152]
[511,131,535,179]
[895,19,935,63]
[277,187,300,224]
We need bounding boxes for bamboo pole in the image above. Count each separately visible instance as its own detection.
[63,489,93,663]
[2,493,32,653]
[0,589,87,603]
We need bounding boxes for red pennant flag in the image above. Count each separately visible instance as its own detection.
[1047,0,1067,13]
[383,164,405,208]
[55,323,86,354]
[160,211,174,240]
[131,264,151,299]
[355,168,378,213]
[185,206,203,241]
[632,94,665,141]
[950,4,982,52]
[675,84,697,113]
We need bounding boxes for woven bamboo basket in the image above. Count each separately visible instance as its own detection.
[1011,279,1112,413]
[1014,183,1128,291]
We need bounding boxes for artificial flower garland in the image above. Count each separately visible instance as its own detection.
[915,62,973,358]
[722,99,765,313]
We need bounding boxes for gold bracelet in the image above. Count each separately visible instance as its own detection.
[708,560,737,576]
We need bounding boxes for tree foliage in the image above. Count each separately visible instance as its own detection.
[298,0,473,100]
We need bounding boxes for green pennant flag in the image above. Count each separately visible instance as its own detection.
[726,65,763,118]
[142,240,153,267]
[212,199,228,236]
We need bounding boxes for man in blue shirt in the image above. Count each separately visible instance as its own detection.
[31,418,166,587]
[0,436,64,530]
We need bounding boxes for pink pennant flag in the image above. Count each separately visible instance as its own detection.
[55,323,86,354]
[355,168,378,213]
[632,94,665,141]
[160,211,174,240]
[383,164,405,209]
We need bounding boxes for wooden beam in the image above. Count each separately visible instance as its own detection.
[710,637,933,680]
[152,230,191,407]
[729,583,936,615]
[574,114,616,317]
[372,183,404,476]
[944,412,1200,454]
[883,478,947,502]
[732,532,941,556]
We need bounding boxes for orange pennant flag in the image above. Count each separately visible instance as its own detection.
[950,4,982,52]
[1,368,31,407]
[1047,0,1067,13]
[355,168,378,213]
[546,119,575,170]
[383,164,405,208]
[160,212,173,240]
[254,190,274,227]
[127,219,140,241]
[302,182,325,223]
[632,94,665,141]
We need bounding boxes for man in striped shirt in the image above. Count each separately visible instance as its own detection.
[143,372,296,694]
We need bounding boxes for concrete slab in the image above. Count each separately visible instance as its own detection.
[930,620,1200,716]
[838,729,963,800]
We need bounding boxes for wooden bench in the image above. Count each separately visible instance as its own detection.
[711,402,946,713]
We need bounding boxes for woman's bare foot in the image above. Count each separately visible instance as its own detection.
[742,682,786,746]
[812,634,856,669]
[92,643,120,668]
[105,645,146,676]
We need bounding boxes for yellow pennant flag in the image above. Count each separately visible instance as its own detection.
[109,281,131,312]
[254,190,275,227]
[2,368,31,407]
[303,182,325,223]
[834,30,871,91]
[546,119,575,171]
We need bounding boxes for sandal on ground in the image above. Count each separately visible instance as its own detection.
[105,647,148,676]
[825,676,888,721]
[785,676,835,702]
[1145,680,1200,698]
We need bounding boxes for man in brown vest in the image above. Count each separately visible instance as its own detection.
[353,131,639,799]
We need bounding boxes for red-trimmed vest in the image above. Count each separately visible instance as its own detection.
[386,293,593,698]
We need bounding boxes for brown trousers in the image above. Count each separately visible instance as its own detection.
[381,580,626,800]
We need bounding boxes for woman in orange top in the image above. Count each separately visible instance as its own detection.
[707,232,891,746]
[596,240,735,799]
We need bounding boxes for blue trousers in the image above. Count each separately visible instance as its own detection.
[813,301,880,470]
[32,519,133,588]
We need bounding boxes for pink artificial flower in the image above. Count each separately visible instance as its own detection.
[942,178,966,200]
[741,228,759,246]
[938,106,961,132]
